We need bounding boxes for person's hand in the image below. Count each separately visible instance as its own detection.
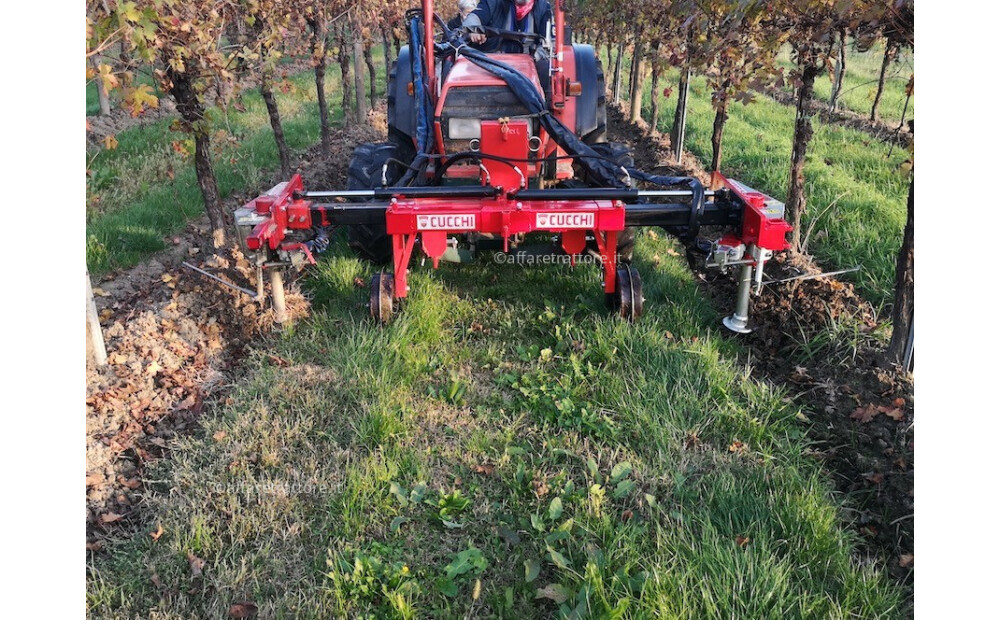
[469,31,486,44]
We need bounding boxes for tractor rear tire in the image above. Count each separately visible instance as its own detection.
[582,58,608,145]
[589,142,637,263]
[347,140,412,264]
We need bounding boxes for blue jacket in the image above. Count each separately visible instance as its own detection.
[466,0,552,53]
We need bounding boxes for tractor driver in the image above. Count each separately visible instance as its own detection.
[462,0,552,54]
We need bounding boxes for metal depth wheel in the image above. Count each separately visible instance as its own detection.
[369,272,395,324]
[613,266,644,321]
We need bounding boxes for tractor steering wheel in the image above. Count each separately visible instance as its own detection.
[457,25,545,47]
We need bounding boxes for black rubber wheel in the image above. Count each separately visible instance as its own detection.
[369,272,395,324]
[347,140,414,264]
[582,57,607,145]
[612,266,643,321]
[385,59,416,153]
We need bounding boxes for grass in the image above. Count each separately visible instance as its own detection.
[775,41,914,126]
[636,63,910,308]
[86,51,388,275]
[87,232,904,618]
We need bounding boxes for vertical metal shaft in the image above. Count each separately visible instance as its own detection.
[903,316,914,371]
[270,268,288,323]
[723,263,753,334]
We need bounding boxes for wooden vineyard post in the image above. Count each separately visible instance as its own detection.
[86,270,107,367]
[674,68,690,164]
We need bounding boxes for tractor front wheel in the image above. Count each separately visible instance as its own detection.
[586,142,637,263]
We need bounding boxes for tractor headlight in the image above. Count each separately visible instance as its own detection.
[448,118,481,140]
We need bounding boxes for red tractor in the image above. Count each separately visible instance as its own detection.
[232,0,791,331]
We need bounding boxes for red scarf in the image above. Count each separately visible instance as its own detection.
[514,0,534,22]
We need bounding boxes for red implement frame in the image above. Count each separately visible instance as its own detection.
[385,197,623,298]
[710,171,792,253]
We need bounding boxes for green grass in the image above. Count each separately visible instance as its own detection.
[86,50,388,275]
[637,64,910,307]
[776,41,914,126]
[87,233,904,618]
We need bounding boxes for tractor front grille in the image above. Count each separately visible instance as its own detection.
[440,86,536,154]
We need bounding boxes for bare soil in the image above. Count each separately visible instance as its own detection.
[607,103,913,594]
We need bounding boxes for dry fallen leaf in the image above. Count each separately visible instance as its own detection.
[86,541,103,552]
[880,406,905,421]
[790,366,813,383]
[187,552,205,577]
[228,602,258,619]
[150,523,164,541]
[850,405,878,424]
[899,554,914,568]
[92,287,110,297]
[728,440,746,453]
[213,430,227,442]
[735,535,750,548]
[267,354,291,367]
[100,513,123,524]
[99,309,114,323]
[146,361,163,376]
[474,464,495,475]
[892,397,905,408]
